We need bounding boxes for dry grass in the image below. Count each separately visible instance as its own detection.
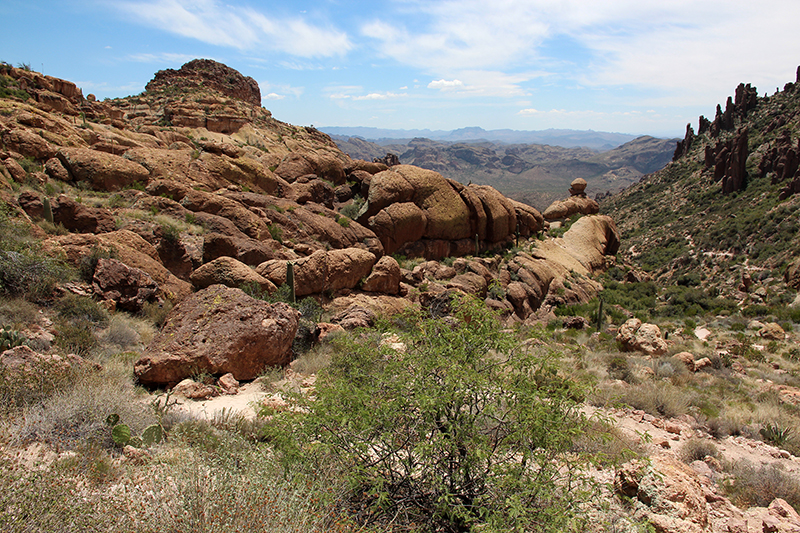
[722,461,800,512]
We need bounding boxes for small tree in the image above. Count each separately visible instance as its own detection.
[277,295,595,532]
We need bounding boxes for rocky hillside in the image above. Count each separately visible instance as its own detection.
[2,59,800,533]
[333,134,676,211]
[0,59,621,384]
[603,69,800,303]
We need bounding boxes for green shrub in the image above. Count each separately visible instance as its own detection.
[273,296,595,532]
[56,294,108,326]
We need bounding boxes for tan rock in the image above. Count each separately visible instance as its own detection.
[57,147,150,190]
[759,322,786,340]
[173,378,218,400]
[674,352,697,372]
[617,318,668,356]
[190,256,276,292]
[361,255,402,294]
[2,128,57,160]
[217,373,240,395]
[542,196,599,220]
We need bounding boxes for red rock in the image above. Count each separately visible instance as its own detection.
[92,257,158,312]
[134,285,300,386]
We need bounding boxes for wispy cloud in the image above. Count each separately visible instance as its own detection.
[362,0,800,105]
[115,0,352,58]
[428,79,464,90]
[126,52,199,64]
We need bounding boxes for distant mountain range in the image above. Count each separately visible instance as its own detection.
[327,132,678,211]
[319,126,641,151]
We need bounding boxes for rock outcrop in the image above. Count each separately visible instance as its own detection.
[146,59,262,107]
[134,285,300,386]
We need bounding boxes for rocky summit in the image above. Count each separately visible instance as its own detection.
[1,59,799,533]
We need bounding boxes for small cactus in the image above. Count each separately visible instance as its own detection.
[475,233,480,256]
[108,413,164,448]
[595,297,605,331]
[42,196,53,224]
[141,424,163,446]
[0,326,26,351]
[286,261,296,303]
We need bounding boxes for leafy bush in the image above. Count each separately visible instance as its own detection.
[274,296,595,532]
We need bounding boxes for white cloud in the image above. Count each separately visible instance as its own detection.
[263,93,285,100]
[353,92,407,100]
[115,0,351,58]
[362,0,800,106]
[428,79,464,90]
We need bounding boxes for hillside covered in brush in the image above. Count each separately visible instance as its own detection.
[603,70,800,304]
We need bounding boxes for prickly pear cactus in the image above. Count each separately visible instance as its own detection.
[111,424,131,446]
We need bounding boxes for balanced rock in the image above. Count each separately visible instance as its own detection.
[569,178,587,196]
[134,285,300,386]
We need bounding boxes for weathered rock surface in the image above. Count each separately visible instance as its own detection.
[57,147,150,191]
[361,255,401,294]
[146,58,261,107]
[92,257,159,312]
[617,318,668,355]
[44,231,192,301]
[134,285,300,386]
[190,256,277,292]
[256,248,376,297]
[542,196,600,220]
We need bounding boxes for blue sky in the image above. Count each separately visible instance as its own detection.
[3,0,800,137]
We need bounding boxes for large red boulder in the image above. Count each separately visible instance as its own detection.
[134,285,300,386]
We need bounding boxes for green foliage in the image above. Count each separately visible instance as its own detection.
[79,245,115,283]
[0,207,73,300]
[760,423,793,447]
[274,296,595,531]
[339,195,364,220]
[159,221,181,244]
[723,462,800,512]
[268,223,283,243]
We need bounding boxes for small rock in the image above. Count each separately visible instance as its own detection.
[172,378,218,400]
[218,373,239,395]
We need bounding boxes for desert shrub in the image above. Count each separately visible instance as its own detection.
[79,245,115,282]
[680,438,719,463]
[606,355,634,382]
[140,300,173,329]
[618,381,690,419]
[12,363,155,449]
[102,314,141,348]
[56,294,108,326]
[0,210,73,299]
[272,296,596,532]
[723,462,800,512]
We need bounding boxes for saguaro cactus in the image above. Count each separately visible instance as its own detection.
[286,261,296,303]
